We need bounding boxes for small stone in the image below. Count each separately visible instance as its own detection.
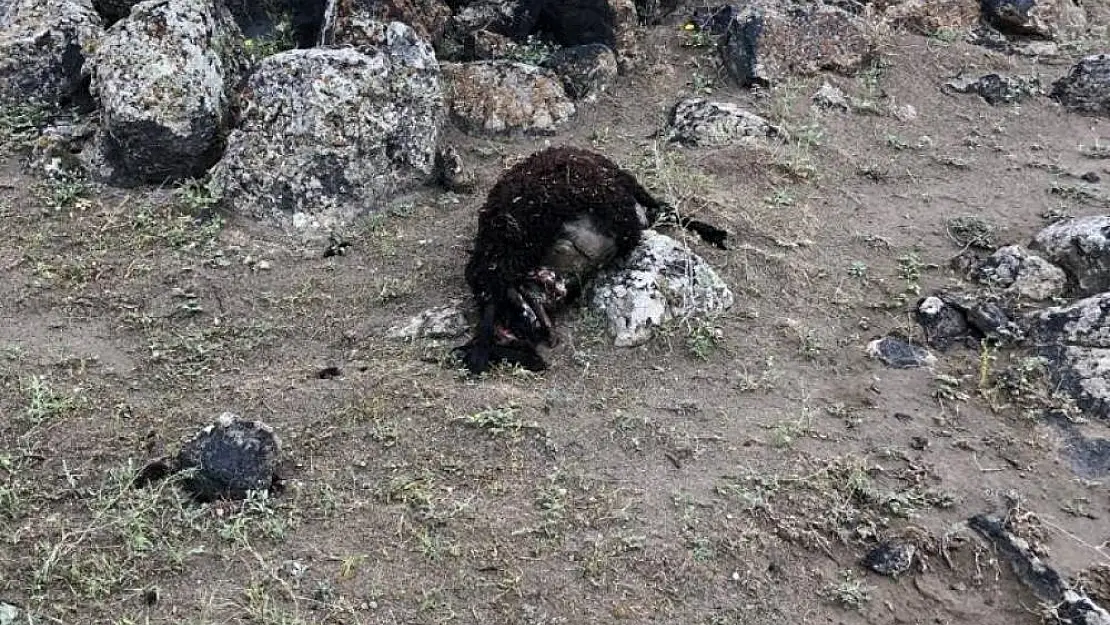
[945,73,1041,105]
[1082,172,1101,183]
[813,82,852,111]
[175,412,281,501]
[0,603,19,625]
[667,98,785,148]
[916,295,970,349]
[910,436,929,451]
[863,541,916,577]
[256,260,272,271]
[867,336,936,369]
[388,305,469,340]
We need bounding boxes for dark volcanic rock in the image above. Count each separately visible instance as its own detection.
[916,296,970,348]
[543,43,618,101]
[636,0,681,24]
[970,512,1110,622]
[945,73,1041,105]
[980,0,1086,40]
[867,336,936,368]
[971,245,1067,300]
[1051,54,1110,117]
[863,541,916,577]
[210,24,444,236]
[0,0,104,106]
[1031,215,1110,295]
[1026,293,1110,348]
[176,413,281,501]
[720,4,880,88]
[87,0,246,183]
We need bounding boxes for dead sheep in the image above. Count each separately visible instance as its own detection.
[455,145,728,375]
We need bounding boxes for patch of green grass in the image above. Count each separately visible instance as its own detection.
[174,177,221,214]
[897,250,925,294]
[454,404,534,437]
[21,375,82,425]
[820,570,874,609]
[37,169,88,211]
[684,317,723,361]
[505,35,558,65]
[0,103,49,150]
[129,202,224,251]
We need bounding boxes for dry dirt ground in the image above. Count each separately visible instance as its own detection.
[3,9,1110,625]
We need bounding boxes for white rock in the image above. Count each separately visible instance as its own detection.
[591,231,733,347]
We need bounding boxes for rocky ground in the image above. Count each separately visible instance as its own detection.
[3,0,1110,623]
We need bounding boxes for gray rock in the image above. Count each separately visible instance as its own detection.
[0,603,18,625]
[544,43,618,102]
[635,0,681,24]
[973,245,1067,300]
[916,295,970,349]
[211,25,444,236]
[1031,215,1110,295]
[668,98,785,148]
[87,0,245,183]
[442,60,574,135]
[863,541,916,577]
[1027,292,1110,348]
[176,412,281,501]
[945,73,1041,105]
[980,0,1086,40]
[0,0,103,106]
[388,304,469,339]
[866,336,936,368]
[720,4,880,88]
[591,230,733,347]
[1051,54,1110,117]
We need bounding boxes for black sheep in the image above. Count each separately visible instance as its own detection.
[455,146,728,375]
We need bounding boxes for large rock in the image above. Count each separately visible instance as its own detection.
[667,98,785,148]
[543,43,618,101]
[87,0,245,183]
[211,25,444,235]
[1026,292,1110,348]
[442,60,574,134]
[322,0,452,49]
[176,412,281,501]
[981,0,1087,40]
[0,0,103,106]
[972,245,1067,300]
[1031,215,1110,295]
[591,231,733,347]
[91,0,140,22]
[721,4,880,88]
[882,0,979,35]
[1041,345,1110,421]
[1051,54,1110,117]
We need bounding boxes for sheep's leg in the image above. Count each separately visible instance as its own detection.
[456,302,497,374]
[520,289,558,347]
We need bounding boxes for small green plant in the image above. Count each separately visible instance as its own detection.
[455,404,533,437]
[242,18,295,63]
[928,27,962,44]
[21,375,80,425]
[685,318,722,361]
[897,251,925,294]
[506,35,558,65]
[39,170,88,211]
[174,177,221,214]
[848,261,868,280]
[820,570,874,609]
[0,103,49,149]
